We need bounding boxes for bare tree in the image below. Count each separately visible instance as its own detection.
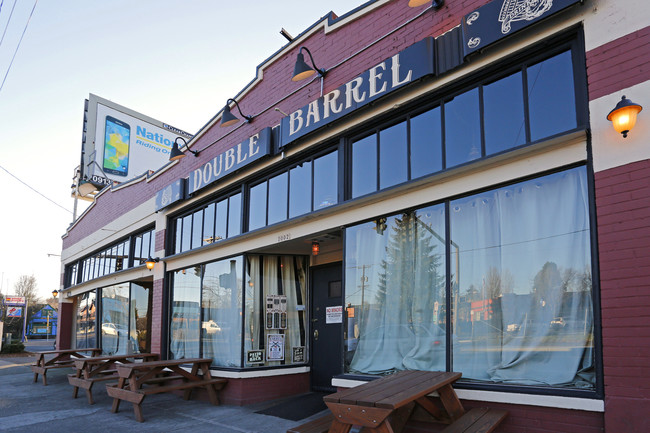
[14,275,41,306]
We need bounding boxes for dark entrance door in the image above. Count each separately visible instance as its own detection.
[310,263,343,392]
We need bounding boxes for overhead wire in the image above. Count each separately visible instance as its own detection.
[0,163,73,214]
[0,0,16,49]
[0,0,38,94]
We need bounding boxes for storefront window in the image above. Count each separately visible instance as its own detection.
[379,121,407,190]
[101,284,130,355]
[191,209,204,249]
[410,106,442,179]
[228,193,242,237]
[345,205,447,374]
[352,134,377,198]
[484,71,526,154]
[75,291,96,349]
[289,161,311,218]
[528,50,576,141]
[344,167,594,390]
[445,88,481,168]
[170,267,201,359]
[202,258,243,367]
[313,151,338,209]
[245,255,308,367]
[268,172,288,225]
[130,283,151,354]
[249,182,267,231]
[450,167,593,389]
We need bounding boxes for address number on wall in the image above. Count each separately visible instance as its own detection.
[278,233,291,242]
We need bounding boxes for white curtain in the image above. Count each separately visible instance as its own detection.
[450,167,594,387]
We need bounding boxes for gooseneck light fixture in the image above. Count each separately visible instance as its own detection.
[408,0,445,9]
[607,95,643,138]
[145,256,160,271]
[220,98,254,128]
[169,137,199,161]
[291,47,327,82]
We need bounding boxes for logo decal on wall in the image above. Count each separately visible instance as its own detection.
[498,0,553,34]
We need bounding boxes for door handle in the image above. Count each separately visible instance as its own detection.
[313,329,319,340]
[311,318,318,323]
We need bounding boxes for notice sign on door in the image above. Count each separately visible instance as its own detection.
[326,306,343,324]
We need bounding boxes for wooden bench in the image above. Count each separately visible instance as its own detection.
[439,407,508,433]
[106,358,228,422]
[31,348,102,386]
[68,353,158,404]
[287,413,334,433]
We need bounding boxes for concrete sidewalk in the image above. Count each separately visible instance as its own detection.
[0,351,323,433]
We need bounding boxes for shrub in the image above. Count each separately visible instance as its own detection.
[0,341,25,354]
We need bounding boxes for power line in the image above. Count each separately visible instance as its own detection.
[0,0,17,49]
[0,0,37,94]
[0,163,72,214]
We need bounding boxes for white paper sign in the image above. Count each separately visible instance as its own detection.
[326,306,343,324]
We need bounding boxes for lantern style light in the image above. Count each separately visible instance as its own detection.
[145,257,159,270]
[312,241,320,256]
[408,0,445,9]
[607,95,643,138]
[52,289,58,298]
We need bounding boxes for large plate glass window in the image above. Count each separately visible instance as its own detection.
[244,255,308,367]
[75,291,96,349]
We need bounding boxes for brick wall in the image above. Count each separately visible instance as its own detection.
[594,159,650,433]
[586,26,650,101]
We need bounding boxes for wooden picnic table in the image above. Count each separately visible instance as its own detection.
[68,352,159,404]
[106,357,228,422]
[31,348,102,386]
[323,370,465,433]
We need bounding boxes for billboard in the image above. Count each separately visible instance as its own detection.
[80,94,193,189]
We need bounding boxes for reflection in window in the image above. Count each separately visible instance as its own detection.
[344,205,447,374]
[75,291,96,349]
[313,151,338,209]
[450,167,593,389]
[410,107,442,179]
[245,255,308,367]
[228,193,242,237]
[191,210,203,250]
[289,161,312,218]
[352,135,377,198]
[379,122,407,189]
[445,88,481,168]
[203,203,215,246]
[101,284,130,355]
[484,71,526,154]
[528,51,576,141]
[215,199,228,243]
[249,182,267,231]
[130,283,151,354]
[268,173,288,225]
[170,268,201,360]
[202,258,243,367]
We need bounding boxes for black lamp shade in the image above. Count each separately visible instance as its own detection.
[169,141,186,161]
[292,52,317,82]
[220,104,240,127]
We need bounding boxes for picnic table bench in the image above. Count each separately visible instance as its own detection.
[68,353,159,404]
[106,357,227,422]
[31,348,102,386]
[289,370,507,433]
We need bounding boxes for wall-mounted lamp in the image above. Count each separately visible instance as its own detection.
[145,256,160,270]
[169,137,199,161]
[292,47,327,82]
[607,95,643,138]
[312,241,320,256]
[408,0,444,9]
[220,98,254,128]
[52,289,58,298]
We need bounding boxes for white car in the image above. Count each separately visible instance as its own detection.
[202,320,221,334]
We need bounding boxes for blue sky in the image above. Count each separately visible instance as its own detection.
[0,0,359,300]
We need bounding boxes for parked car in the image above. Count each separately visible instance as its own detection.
[550,317,566,329]
[202,320,222,334]
[101,322,127,336]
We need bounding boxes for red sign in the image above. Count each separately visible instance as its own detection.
[7,306,22,317]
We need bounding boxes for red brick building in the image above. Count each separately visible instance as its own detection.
[58,1,649,431]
